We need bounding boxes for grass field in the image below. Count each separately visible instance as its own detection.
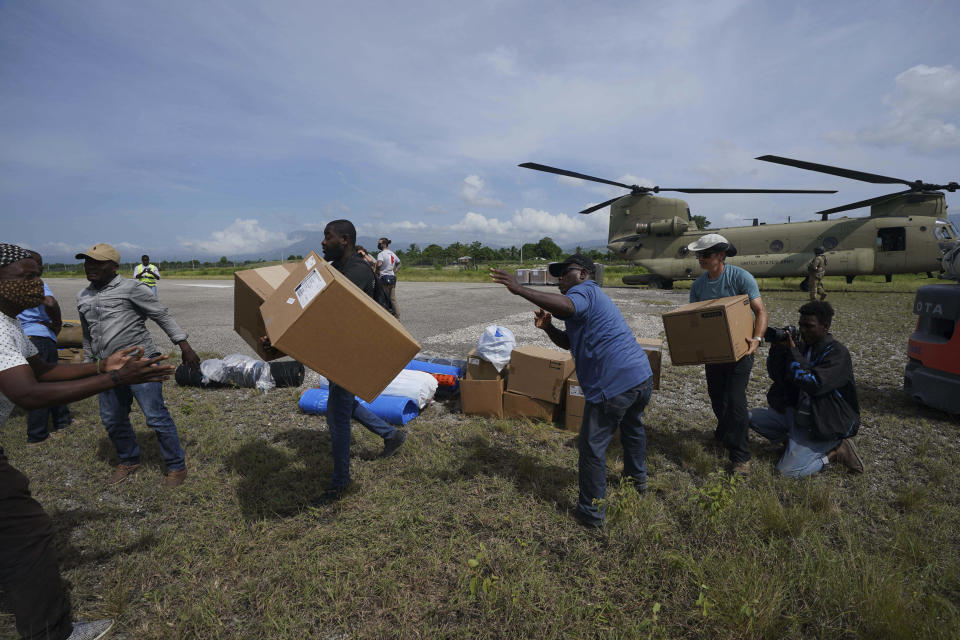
[2,289,959,638]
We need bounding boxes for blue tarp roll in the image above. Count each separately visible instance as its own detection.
[299,387,419,425]
[405,359,463,387]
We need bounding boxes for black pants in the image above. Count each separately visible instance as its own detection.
[0,449,72,640]
[704,354,754,463]
[26,337,71,443]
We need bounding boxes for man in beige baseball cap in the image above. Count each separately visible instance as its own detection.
[74,243,121,264]
[75,242,200,488]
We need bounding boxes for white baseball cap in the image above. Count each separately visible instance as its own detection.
[687,233,737,257]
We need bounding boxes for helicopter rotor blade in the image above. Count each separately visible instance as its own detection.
[815,188,915,217]
[519,162,637,191]
[579,196,625,215]
[756,155,913,186]
[659,187,837,194]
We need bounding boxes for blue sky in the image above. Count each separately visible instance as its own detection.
[2,0,958,261]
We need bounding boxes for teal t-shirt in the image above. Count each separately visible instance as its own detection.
[689,264,760,303]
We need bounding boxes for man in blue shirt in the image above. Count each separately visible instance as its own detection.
[16,251,71,443]
[491,255,653,527]
[687,234,768,474]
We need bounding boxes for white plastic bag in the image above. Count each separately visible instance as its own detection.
[476,325,516,372]
[200,354,276,392]
[311,369,437,409]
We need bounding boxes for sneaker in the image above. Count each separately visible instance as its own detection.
[573,510,604,529]
[380,430,407,458]
[311,485,347,507]
[730,460,751,476]
[161,468,188,488]
[829,439,864,473]
[67,618,114,640]
[106,463,141,485]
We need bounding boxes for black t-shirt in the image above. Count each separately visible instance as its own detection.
[335,253,376,298]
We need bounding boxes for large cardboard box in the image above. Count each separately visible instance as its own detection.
[662,295,754,365]
[259,252,421,401]
[636,337,663,390]
[506,345,575,403]
[503,391,559,421]
[564,373,585,431]
[460,378,504,418]
[235,263,299,360]
[465,348,505,381]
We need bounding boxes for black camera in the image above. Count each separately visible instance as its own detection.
[764,325,801,345]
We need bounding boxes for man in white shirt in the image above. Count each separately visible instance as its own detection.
[376,237,401,318]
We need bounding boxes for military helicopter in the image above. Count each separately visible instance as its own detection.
[520,157,959,289]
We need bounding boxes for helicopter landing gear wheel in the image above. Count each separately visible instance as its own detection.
[799,279,810,292]
[846,275,855,284]
[648,277,674,290]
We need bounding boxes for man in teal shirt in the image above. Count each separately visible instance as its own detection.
[688,234,768,474]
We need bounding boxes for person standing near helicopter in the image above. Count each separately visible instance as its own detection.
[806,246,827,301]
[688,234,768,475]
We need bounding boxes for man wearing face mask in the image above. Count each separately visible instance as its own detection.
[75,243,201,487]
[490,255,654,528]
[0,243,174,640]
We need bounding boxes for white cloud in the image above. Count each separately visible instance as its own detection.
[842,65,960,152]
[460,175,504,207]
[180,219,292,256]
[389,220,429,231]
[449,207,607,243]
[480,46,519,76]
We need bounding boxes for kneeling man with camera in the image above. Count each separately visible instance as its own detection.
[749,300,864,477]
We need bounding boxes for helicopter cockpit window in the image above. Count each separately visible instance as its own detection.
[823,237,839,250]
[877,227,906,252]
[769,240,783,252]
[934,224,954,241]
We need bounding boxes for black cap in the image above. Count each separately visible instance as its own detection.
[548,253,596,277]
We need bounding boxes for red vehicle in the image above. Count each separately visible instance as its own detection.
[905,245,960,414]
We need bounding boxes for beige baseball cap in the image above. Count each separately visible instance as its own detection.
[75,243,121,264]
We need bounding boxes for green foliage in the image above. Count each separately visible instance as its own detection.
[691,214,710,229]
[688,471,741,522]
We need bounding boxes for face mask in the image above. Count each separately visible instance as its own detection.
[0,278,45,312]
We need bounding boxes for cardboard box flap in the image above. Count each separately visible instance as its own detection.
[234,262,299,360]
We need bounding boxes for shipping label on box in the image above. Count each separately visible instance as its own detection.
[506,345,575,403]
[465,348,505,380]
[564,372,585,432]
[636,337,663,390]
[259,252,421,402]
[234,263,299,360]
[503,391,559,421]
[460,377,504,418]
[662,295,754,365]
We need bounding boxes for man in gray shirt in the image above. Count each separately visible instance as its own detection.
[76,243,200,487]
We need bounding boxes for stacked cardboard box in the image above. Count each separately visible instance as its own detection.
[561,337,664,432]
[662,295,754,365]
[235,252,421,402]
[503,345,574,421]
[460,348,506,418]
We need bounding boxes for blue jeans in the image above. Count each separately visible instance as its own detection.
[98,380,186,471]
[26,337,71,442]
[148,285,157,298]
[576,378,653,525]
[749,407,839,477]
[326,382,396,489]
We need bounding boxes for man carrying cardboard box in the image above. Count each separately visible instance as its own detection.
[687,234,768,475]
[298,220,407,505]
[490,255,654,528]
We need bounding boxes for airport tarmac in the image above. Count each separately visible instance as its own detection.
[44,278,687,361]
